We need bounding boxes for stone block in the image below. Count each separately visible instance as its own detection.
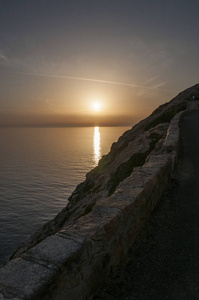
[95,196,136,222]
[0,258,55,299]
[66,206,122,242]
[23,234,85,269]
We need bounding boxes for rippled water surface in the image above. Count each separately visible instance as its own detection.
[0,126,130,265]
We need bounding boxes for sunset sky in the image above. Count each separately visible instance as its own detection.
[0,0,199,127]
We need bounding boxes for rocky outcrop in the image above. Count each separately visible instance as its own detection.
[10,84,192,259]
[0,84,199,300]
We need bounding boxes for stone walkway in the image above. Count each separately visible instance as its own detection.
[94,110,199,300]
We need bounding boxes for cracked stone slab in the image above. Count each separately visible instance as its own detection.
[23,234,85,268]
[56,230,87,244]
[66,206,122,241]
[94,196,139,222]
[0,258,55,299]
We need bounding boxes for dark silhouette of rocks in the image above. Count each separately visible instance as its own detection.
[10,83,199,260]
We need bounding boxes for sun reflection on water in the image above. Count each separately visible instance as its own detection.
[93,126,101,165]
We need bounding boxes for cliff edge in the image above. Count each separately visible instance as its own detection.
[11,83,199,259]
[0,83,199,300]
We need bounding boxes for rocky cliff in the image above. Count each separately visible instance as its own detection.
[0,83,199,300]
[11,83,199,260]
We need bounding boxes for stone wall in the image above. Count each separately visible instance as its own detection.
[0,110,185,300]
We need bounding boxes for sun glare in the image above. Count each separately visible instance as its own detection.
[92,101,101,111]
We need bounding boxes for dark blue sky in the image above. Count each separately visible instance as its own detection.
[0,0,199,126]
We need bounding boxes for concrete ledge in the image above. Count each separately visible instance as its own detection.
[0,111,184,300]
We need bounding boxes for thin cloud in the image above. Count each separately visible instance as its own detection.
[0,70,174,92]
[151,82,167,89]
[2,71,140,88]
[0,50,8,62]
[142,76,158,85]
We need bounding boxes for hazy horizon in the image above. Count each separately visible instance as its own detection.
[0,111,138,128]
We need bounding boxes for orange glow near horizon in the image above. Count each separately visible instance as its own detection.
[0,81,151,127]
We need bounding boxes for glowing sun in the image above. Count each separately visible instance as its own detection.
[92,101,101,111]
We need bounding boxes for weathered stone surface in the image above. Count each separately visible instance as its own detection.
[162,111,184,152]
[64,206,122,242]
[22,234,85,269]
[0,293,21,300]
[0,292,21,300]
[0,258,55,299]
[95,196,137,221]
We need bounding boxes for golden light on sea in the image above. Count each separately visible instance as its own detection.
[93,126,101,165]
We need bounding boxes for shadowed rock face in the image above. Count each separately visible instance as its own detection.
[10,83,199,260]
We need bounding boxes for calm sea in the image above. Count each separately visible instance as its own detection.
[0,126,130,265]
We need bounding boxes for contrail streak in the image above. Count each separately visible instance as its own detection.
[3,71,141,87]
[142,76,158,85]
[1,70,176,92]
[151,82,168,89]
